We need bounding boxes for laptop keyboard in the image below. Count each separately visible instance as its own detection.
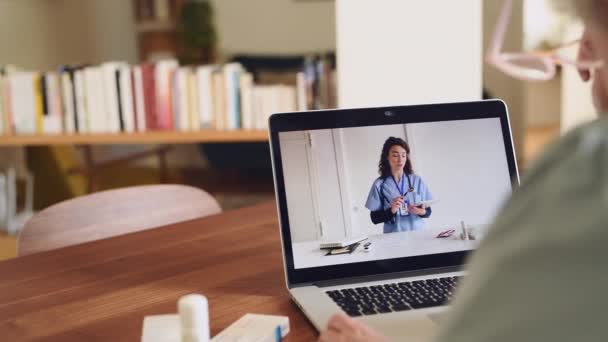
[325,276,462,317]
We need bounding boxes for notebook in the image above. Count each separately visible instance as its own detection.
[319,236,368,249]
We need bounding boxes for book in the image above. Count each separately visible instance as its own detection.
[84,67,105,133]
[141,313,288,342]
[140,314,180,342]
[44,72,63,134]
[211,314,289,342]
[59,65,82,133]
[101,63,123,133]
[195,65,215,129]
[141,63,158,130]
[325,242,361,256]
[319,236,368,249]
[223,63,243,130]
[132,65,147,132]
[174,67,190,131]
[9,72,38,134]
[212,71,225,130]
[188,71,200,130]
[239,72,254,130]
[1,58,336,137]
[34,73,44,133]
[155,59,179,130]
[74,69,88,133]
[118,64,136,133]
[59,72,75,133]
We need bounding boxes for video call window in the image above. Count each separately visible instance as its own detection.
[279,118,513,269]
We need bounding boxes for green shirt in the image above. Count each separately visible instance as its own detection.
[434,117,608,342]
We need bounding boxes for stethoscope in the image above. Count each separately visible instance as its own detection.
[392,173,415,197]
[379,174,416,208]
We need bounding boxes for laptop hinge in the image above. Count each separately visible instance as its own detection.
[306,265,464,288]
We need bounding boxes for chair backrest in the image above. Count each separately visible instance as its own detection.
[17,184,222,256]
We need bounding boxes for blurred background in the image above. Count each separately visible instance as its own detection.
[0,0,598,260]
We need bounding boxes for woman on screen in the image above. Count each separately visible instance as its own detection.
[365,137,434,233]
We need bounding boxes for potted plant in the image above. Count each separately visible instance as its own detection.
[176,0,218,64]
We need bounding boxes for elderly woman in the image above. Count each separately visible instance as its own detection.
[318,0,608,341]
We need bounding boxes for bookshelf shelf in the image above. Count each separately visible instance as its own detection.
[136,20,176,33]
[0,130,269,146]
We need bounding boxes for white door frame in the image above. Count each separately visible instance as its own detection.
[305,131,323,239]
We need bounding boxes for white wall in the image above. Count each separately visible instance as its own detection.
[53,0,95,65]
[280,131,319,242]
[406,118,512,229]
[0,0,66,70]
[309,130,347,241]
[1,0,335,67]
[211,0,335,56]
[336,0,482,107]
[0,0,137,70]
[83,0,139,65]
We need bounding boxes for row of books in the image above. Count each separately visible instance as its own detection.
[0,60,308,136]
[303,55,337,111]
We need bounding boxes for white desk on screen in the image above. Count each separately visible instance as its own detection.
[292,229,481,269]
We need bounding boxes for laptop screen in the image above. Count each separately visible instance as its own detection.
[277,117,513,270]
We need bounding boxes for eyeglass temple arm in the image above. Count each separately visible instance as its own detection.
[488,0,513,57]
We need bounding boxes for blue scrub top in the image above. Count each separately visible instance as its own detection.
[365,174,434,233]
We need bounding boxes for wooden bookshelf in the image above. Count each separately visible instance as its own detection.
[134,0,184,61]
[136,20,176,33]
[0,130,269,146]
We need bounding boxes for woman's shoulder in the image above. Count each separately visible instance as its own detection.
[371,176,387,188]
[522,118,608,183]
[410,173,425,182]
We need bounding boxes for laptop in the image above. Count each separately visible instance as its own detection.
[268,100,519,340]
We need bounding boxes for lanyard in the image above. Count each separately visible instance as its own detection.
[392,174,415,197]
[392,174,414,196]
[392,175,404,196]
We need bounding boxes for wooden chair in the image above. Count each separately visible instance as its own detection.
[17,184,222,256]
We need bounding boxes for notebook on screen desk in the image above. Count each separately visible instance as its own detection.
[319,236,368,249]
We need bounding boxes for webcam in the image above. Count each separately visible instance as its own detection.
[384,110,395,117]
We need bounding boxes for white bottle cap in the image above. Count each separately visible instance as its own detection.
[178,294,209,342]
[460,221,469,241]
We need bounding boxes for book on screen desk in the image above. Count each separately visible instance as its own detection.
[324,242,362,256]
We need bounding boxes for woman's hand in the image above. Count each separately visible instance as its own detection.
[318,313,388,342]
[390,196,405,214]
[409,205,426,216]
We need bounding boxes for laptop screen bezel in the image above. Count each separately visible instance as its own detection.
[269,100,519,286]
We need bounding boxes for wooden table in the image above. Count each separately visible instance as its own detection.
[0,201,317,341]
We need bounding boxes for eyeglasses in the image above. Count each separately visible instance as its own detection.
[487,0,604,82]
